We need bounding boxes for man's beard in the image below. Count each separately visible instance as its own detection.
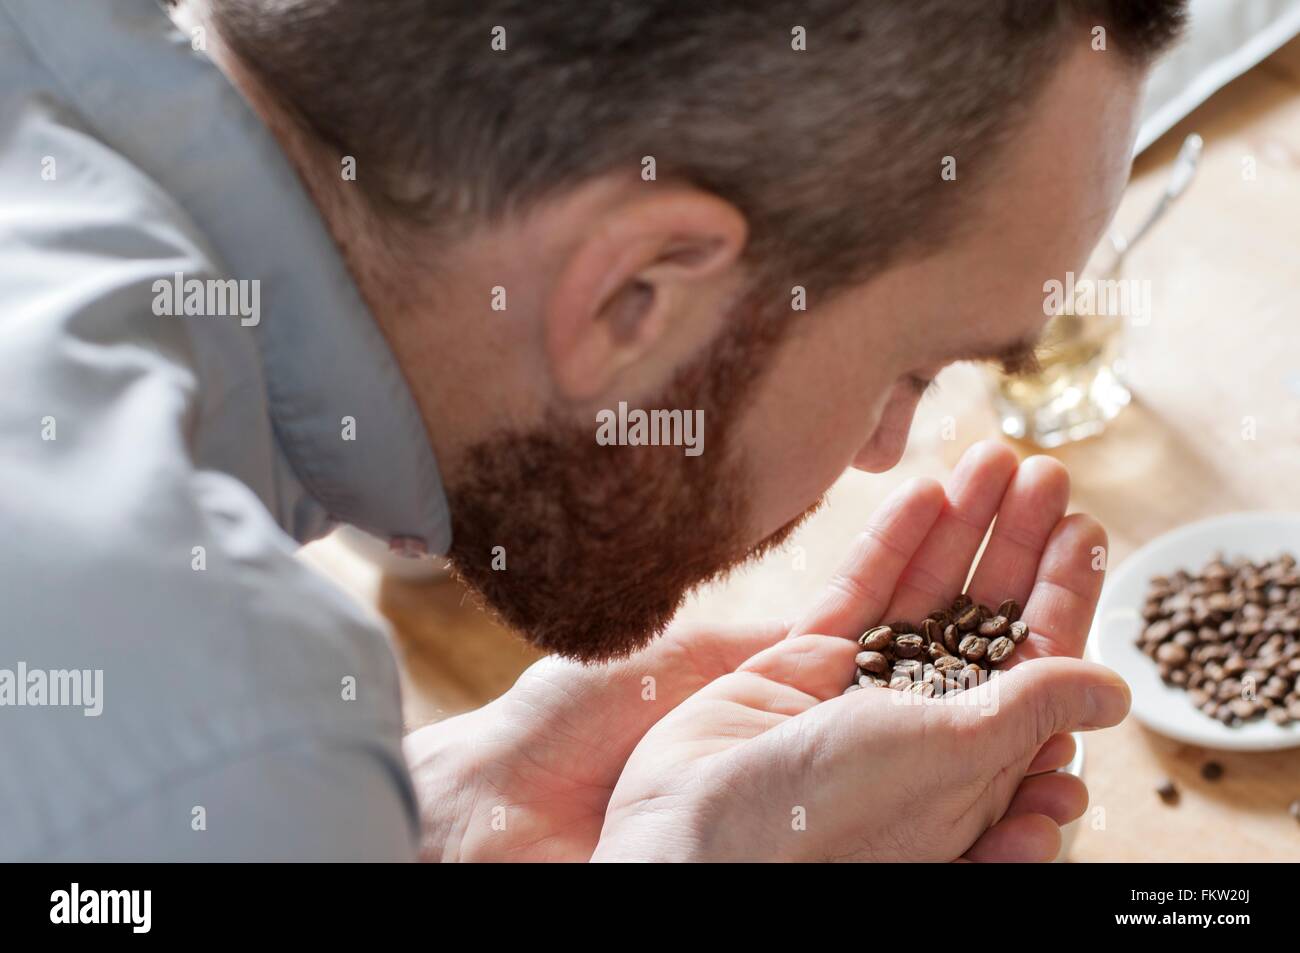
[445,297,811,662]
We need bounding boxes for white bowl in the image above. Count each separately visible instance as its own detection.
[1056,733,1086,862]
[1090,511,1300,751]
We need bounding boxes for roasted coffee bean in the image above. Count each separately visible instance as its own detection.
[943,623,962,654]
[934,655,964,674]
[893,659,923,680]
[842,596,1037,697]
[1200,761,1224,781]
[951,664,980,691]
[1136,551,1300,728]
[927,608,953,627]
[1156,779,1179,805]
[986,636,1016,665]
[856,651,889,675]
[955,604,982,632]
[894,634,925,659]
[1217,679,1242,701]
[1156,642,1188,666]
[1228,698,1257,719]
[1206,592,1232,614]
[978,614,1010,638]
[859,625,894,651]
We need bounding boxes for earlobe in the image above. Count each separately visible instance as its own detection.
[544,188,747,403]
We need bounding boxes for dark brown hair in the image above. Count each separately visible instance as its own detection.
[210,0,1186,298]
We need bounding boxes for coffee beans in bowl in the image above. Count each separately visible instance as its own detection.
[1135,553,1300,727]
[844,595,1029,697]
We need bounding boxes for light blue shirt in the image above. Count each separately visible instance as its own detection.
[0,0,452,859]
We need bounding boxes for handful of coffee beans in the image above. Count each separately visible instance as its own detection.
[845,594,1029,697]
[1137,552,1300,727]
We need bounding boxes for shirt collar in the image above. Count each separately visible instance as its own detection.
[15,0,452,554]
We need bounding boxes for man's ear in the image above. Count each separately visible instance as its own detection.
[544,186,747,403]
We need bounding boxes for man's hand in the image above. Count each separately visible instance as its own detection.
[403,617,792,861]
[591,441,1129,861]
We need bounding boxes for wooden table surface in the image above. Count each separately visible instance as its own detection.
[302,39,1300,862]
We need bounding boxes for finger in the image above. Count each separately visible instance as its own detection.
[535,618,792,724]
[1012,514,1108,663]
[734,633,860,702]
[632,639,843,746]
[789,477,945,640]
[963,813,1061,863]
[1026,732,1077,774]
[1001,772,1089,826]
[879,441,1018,623]
[658,618,797,684]
[965,656,1131,746]
[966,455,1070,609]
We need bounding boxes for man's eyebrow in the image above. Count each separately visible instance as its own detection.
[958,336,1042,376]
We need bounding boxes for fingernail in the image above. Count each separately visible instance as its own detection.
[1084,683,1130,729]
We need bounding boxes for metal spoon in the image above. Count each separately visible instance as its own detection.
[1108,133,1204,262]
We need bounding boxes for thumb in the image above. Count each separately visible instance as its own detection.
[962,656,1131,748]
